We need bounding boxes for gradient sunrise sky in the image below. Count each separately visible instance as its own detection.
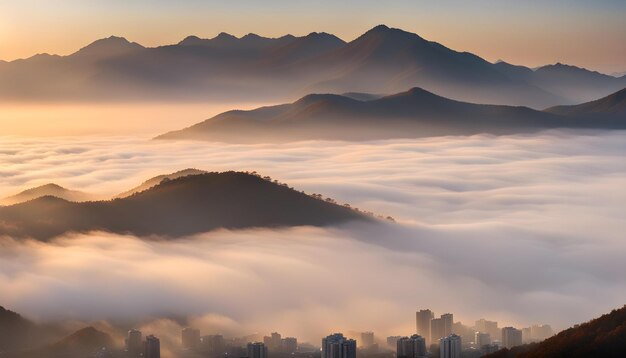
[1,0,625,74]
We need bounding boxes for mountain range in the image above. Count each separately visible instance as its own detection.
[0,183,94,206]
[0,171,367,240]
[157,87,626,143]
[1,25,624,108]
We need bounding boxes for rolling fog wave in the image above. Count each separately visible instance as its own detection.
[0,130,625,343]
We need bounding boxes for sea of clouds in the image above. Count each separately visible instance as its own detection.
[0,130,625,348]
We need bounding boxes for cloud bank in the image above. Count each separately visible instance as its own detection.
[0,130,625,347]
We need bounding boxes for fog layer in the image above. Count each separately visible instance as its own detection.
[0,131,624,343]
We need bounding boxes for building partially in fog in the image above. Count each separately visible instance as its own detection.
[474,319,499,339]
[386,336,403,349]
[247,342,268,358]
[431,318,444,343]
[474,332,491,348]
[322,333,356,358]
[201,334,226,356]
[501,327,522,349]
[415,310,434,344]
[182,328,200,350]
[282,337,298,353]
[430,313,453,343]
[360,332,374,348]
[439,334,461,358]
[441,314,453,337]
[522,324,554,343]
[125,329,142,357]
[144,335,161,358]
[396,335,426,358]
[264,332,282,351]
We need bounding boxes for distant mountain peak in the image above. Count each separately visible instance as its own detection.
[74,35,143,56]
[370,24,391,32]
[214,32,238,41]
[242,33,263,40]
[178,35,204,45]
[1,183,93,206]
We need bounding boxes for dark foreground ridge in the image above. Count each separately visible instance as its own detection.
[484,305,626,358]
[157,87,626,143]
[0,171,368,240]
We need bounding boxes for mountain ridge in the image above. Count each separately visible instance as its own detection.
[1,183,95,206]
[157,87,626,143]
[0,171,369,240]
[1,25,623,107]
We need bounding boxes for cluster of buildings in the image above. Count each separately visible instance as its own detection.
[403,308,553,357]
[124,329,160,358]
[121,309,552,358]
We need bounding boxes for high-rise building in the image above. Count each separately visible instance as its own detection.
[264,332,282,351]
[526,324,554,342]
[201,334,226,356]
[431,318,444,343]
[125,329,142,357]
[501,327,522,349]
[396,335,426,358]
[474,332,491,347]
[281,337,298,353]
[360,332,374,348]
[439,334,461,358]
[441,314,453,337]
[474,319,499,339]
[386,336,402,349]
[144,335,161,358]
[322,333,356,358]
[182,328,201,349]
[247,342,268,358]
[415,310,434,344]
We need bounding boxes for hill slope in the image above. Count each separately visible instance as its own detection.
[115,168,207,198]
[0,172,367,240]
[484,305,626,358]
[0,306,38,352]
[13,326,115,358]
[545,87,626,116]
[157,87,626,143]
[1,183,94,206]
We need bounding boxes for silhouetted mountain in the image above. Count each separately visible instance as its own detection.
[530,63,626,104]
[0,306,38,353]
[157,87,626,143]
[1,183,94,206]
[1,25,621,107]
[546,88,626,116]
[484,305,626,358]
[0,172,367,240]
[13,326,115,358]
[264,32,345,66]
[73,36,144,57]
[341,92,385,101]
[308,25,562,107]
[115,168,207,198]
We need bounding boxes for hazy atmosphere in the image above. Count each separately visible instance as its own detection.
[1,1,625,357]
[1,132,624,338]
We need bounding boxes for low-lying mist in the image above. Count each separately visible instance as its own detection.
[0,130,625,349]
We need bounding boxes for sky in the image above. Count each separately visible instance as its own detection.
[1,0,625,73]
